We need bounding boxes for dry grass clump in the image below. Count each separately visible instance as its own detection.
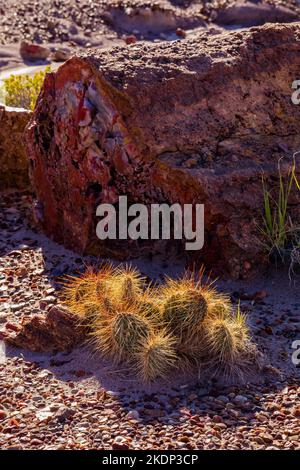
[61,265,259,383]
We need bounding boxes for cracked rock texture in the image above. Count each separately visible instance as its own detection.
[0,106,32,189]
[26,23,300,278]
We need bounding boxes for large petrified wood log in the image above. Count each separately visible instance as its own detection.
[26,23,300,278]
[0,105,32,189]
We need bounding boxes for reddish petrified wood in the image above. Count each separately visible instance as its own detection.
[26,23,300,278]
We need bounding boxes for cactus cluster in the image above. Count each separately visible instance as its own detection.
[61,265,258,383]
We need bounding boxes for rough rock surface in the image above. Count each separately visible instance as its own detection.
[20,41,51,62]
[0,190,299,450]
[26,23,300,277]
[3,305,86,353]
[0,105,32,189]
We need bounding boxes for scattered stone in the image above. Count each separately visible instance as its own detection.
[254,290,267,301]
[188,393,198,401]
[260,433,273,444]
[292,406,300,417]
[56,407,76,423]
[36,408,54,423]
[233,395,248,406]
[30,438,44,446]
[217,395,230,404]
[143,409,165,418]
[16,266,27,277]
[10,303,26,312]
[20,41,50,62]
[43,296,57,305]
[212,415,223,423]
[51,48,71,62]
[0,410,7,420]
[0,313,8,323]
[112,442,127,449]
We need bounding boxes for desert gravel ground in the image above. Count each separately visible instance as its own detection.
[1,1,300,72]
[0,190,299,450]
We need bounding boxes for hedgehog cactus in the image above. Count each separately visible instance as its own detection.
[136,331,177,382]
[113,312,151,354]
[94,263,115,298]
[121,277,136,303]
[136,287,161,321]
[102,297,115,314]
[207,320,236,362]
[95,278,110,299]
[62,264,116,314]
[76,300,101,323]
[61,269,98,311]
[83,299,115,326]
[138,300,161,320]
[175,330,206,370]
